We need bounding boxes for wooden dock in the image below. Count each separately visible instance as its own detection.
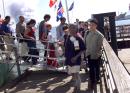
[0,40,130,93]
[118,48,130,74]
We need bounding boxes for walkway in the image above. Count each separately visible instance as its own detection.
[0,69,107,93]
[118,48,130,73]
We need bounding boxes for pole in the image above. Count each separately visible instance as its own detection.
[2,0,5,17]
[65,0,70,24]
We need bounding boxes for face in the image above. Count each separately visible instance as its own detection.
[64,29,69,35]
[88,22,97,31]
[61,19,66,24]
[84,22,88,30]
[69,25,77,36]
[45,18,50,22]
[20,16,24,22]
[30,23,35,27]
[6,18,10,24]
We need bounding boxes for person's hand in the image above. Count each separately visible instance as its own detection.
[30,37,35,41]
[6,33,11,36]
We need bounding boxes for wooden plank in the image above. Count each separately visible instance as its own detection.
[103,39,130,93]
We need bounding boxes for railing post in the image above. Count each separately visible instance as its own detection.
[14,46,21,76]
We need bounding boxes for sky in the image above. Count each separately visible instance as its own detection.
[0,0,130,27]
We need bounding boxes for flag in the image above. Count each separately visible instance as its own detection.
[56,1,64,21]
[49,0,57,8]
[68,2,74,11]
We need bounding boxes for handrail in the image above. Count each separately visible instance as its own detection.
[0,34,65,75]
[102,39,130,93]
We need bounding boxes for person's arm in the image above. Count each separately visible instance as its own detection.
[96,35,104,52]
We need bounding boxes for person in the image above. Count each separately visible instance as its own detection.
[24,19,39,65]
[16,16,26,42]
[83,21,89,72]
[56,17,67,42]
[56,17,67,59]
[0,16,13,60]
[39,14,51,41]
[45,24,58,67]
[84,18,104,89]
[0,14,4,50]
[63,24,69,45]
[0,14,3,25]
[104,18,110,41]
[39,14,51,62]
[16,16,29,62]
[65,24,86,91]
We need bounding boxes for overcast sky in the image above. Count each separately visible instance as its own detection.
[0,0,130,26]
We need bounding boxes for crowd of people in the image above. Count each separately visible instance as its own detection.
[0,14,104,91]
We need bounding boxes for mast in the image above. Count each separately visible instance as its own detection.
[65,0,70,24]
[2,0,5,17]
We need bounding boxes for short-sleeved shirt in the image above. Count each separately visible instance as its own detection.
[39,20,47,40]
[16,22,26,37]
[0,23,11,35]
[65,35,86,66]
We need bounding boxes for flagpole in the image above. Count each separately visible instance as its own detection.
[65,0,70,24]
[2,0,5,17]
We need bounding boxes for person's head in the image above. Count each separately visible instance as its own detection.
[27,19,36,27]
[44,14,51,22]
[60,17,66,24]
[87,18,98,31]
[4,16,10,24]
[63,24,69,35]
[19,16,25,23]
[69,24,78,36]
[46,24,52,31]
[84,22,88,30]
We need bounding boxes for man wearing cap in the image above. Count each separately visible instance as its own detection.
[84,18,104,88]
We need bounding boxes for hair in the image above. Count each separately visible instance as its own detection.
[60,17,66,21]
[69,24,78,33]
[46,24,52,29]
[5,16,10,20]
[63,24,68,31]
[87,18,98,25]
[44,14,51,19]
[27,19,36,25]
[19,16,24,19]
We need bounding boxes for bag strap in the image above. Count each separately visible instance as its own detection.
[84,30,90,44]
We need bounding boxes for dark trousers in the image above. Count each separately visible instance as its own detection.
[88,56,101,83]
[27,40,39,65]
[0,36,5,51]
